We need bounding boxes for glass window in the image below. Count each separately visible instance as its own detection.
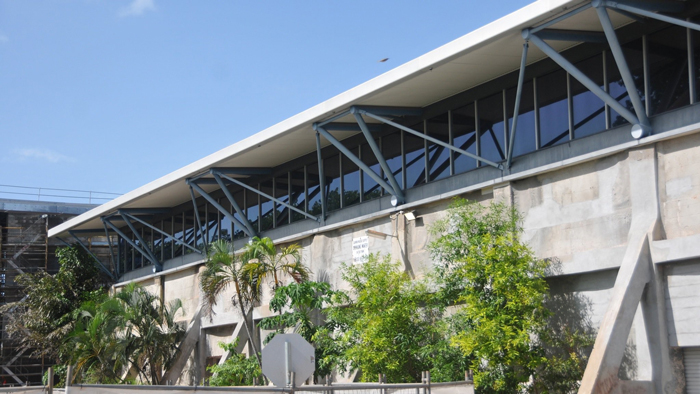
[259,181,274,232]
[342,148,360,208]
[275,175,290,227]
[325,154,341,211]
[538,69,569,148]
[246,189,259,233]
[404,121,426,187]
[479,92,506,164]
[452,103,478,174]
[571,54,606,139]
[361,143,382,201]
[290,167,306,222]
[647,26,689,116]
[506,80,536,157]
[231,190,246,240]
[307,163,322,216]
[608,37,645,127]
[427,113,451,182]
[382,131,403,190]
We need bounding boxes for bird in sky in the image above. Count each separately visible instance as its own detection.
[378,58,389,63]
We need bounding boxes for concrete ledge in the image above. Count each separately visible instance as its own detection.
[651,234,700,265]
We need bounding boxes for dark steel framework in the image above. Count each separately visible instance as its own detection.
[88,0,700,277]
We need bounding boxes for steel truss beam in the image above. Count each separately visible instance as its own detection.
[507,42,529,169]
[524,31,649,137]
[536,29,607,43]
[213,171,321,222]
[211,172,258,236]
[358,109,504,170]
[314,124,403,204]
[68,230,115,280]
[187,180,257,238]
[601,0,699,31]
[120,211,203,255]
[102,215,163,272]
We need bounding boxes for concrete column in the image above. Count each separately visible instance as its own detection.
[579,146,677,393]
[493,183,514,206]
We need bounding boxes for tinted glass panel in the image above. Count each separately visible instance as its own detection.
[246,189,259,232]
[232,190,247,240]
[362,143,382,201]
[427,113,450,182]
[479,92,506,164]
[506,81,536,157]
[452,103,477,174]
[290,168,306,222]
[538,69,569,148]
[275,175,290,227]
[404,121,426,187]
[382,131,403,190]
[647,26,689,116]
[325,154,341,211]
[608,38,644,127]
[307,163,322,216]
[260,181,274,231]
[343,148,360,207]
[571,54,606,139]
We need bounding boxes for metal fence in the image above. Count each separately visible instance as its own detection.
[60,381,473,394]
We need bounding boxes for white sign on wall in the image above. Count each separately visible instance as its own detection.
[352,236,369,265]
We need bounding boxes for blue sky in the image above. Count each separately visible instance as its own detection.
[0,0,531,203]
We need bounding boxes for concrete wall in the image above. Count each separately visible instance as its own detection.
[110,123,700,390]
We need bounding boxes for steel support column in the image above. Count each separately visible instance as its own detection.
[102,221,117,276]
[359,110,504,170]
[525,32,644,135]
[188,186,206,251]
[352,111,405,204]
[507,42,529,168]
[314,124,402,202]
[102,217,161,271]
[211,172,258,236]
[214,172,320,222]
[315,132,327,220]
[118,210,163,271]
[188,181,256,238]
[68,230,115,279]
[593,2,651,138]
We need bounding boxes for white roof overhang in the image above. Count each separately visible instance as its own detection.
[49,0,634,237]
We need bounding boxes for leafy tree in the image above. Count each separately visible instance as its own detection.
[258,281,338,380]
[207,339,262,386]
[321,255,468,383]
[242,236,310,290]
[67,284,185,385]
[430,199,591,393]
[200,240,263,366]
[0,246,106,361]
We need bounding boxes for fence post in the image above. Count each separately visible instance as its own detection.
[290,371,296,393]
[426,370,431,394]
[65,365,73,394]
[47,366,54,394]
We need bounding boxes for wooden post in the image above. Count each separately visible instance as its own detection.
[47,366,54,394]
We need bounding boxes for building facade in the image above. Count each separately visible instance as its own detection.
[49,1,700,392]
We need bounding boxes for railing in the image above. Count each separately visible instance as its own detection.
[0,184,121,204]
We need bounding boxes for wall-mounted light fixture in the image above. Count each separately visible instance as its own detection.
[365,229,389,239]
[403,211,417,221]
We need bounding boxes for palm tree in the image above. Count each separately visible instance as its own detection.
[242,236,311,291]
[115,283,185,385]
[67,298,127,384]
[200,239,262,366]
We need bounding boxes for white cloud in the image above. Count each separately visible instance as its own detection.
[13,148,76,163]
[119,0,156,17]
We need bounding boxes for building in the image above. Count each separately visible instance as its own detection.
[0,198,101,386]
[48,0,700,392]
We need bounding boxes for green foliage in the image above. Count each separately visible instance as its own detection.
[67,283,185,385]
[429,199,592,393]
[0,246,106,361]
[258,281,337,379]
[207,339,262,386]
[242,236,310,290]
[321,255,468,383]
